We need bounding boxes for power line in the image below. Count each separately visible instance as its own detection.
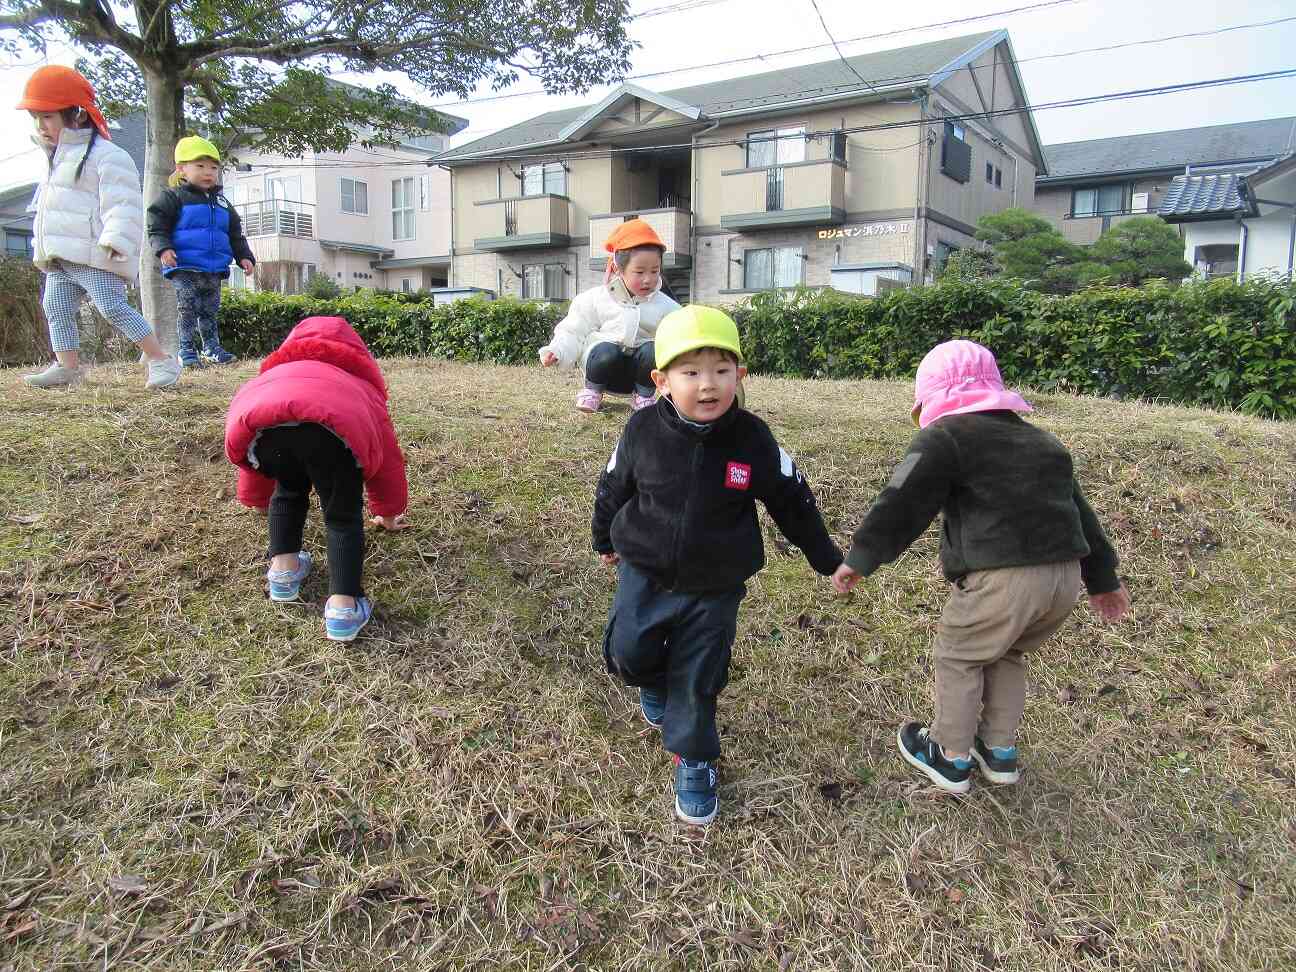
[244,67,1296,170]
[633,0,735,18]
[807,0,877,93]
[423,0,1082,110]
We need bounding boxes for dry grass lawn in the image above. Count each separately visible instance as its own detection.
[1,359,1294,971]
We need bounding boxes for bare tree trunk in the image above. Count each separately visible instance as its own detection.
[139,65,183,354]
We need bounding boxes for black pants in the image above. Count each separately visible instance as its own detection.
[585,341,656,396]
[602,561,745,761]
[253,423,365,597]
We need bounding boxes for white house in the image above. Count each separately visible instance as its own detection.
[1158,154,1296,281]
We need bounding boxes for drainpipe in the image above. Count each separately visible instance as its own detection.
[914,92,929,283]
[689,120,720,301]
[440,163,455,288]
[1236,218,1249,284]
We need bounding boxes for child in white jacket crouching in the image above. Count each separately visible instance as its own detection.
[539,218,679,413]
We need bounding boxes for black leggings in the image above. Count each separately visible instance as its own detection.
[253,423,365,597]
[585,341,656,396]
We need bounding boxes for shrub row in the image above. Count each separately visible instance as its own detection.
[728,278,1296,419]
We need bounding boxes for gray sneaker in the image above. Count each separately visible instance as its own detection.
[23,362,83,388]
[145,356,182,389]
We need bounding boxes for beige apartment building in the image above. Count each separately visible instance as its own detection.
[437,30,1045,305]
[225,112,468,294]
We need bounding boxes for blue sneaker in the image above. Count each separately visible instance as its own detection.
[179,350,203,368]
[673,755,718,825]
[897,722,972,794]
[201,345,236,365]
[267,551,312,602]
[972,736,1021,785]
[325,596,373,642]
[640,687,666,729]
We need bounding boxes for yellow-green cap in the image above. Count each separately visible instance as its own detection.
[174,135,220,164]
[654,305,743,370]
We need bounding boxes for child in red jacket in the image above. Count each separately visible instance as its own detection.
[225,316,409,641]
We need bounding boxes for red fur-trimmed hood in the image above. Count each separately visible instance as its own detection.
[260,316,387,400]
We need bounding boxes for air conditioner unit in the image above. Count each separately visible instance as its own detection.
[1131,192,1150,213]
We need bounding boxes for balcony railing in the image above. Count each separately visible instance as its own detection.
[587,207,692,270]
[474,194,571,250]
[720,159,845,231]
[237,200,315,239]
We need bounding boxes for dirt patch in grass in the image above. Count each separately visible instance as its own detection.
[1,359,1294,970]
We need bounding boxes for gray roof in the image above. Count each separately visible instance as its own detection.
[1157,173,1247,221]
[439,30,1002,162]
[1041,116,1296,183]
[111,112,149,175]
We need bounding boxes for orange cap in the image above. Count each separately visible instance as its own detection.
[17,66,112,140]
[603,217,665,255]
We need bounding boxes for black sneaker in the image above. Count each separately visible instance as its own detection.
[897,722,972,794]
[640,687,666,729]
[673,755,718,825]
[971,736,1020,784]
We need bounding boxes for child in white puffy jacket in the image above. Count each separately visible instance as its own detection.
[17,66,180,391]
[539,218,679,413]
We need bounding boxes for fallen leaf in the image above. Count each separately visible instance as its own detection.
[2,917,35,942]
[818,782,843,803]
[946,887,965,904]
[109,875,148,896]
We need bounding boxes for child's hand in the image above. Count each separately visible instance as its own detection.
[1088,583,1130,623]
[540,349,558,367]
[831,563,861,594]
[371,514,410,531]
[239,259,255,273]
[160,249,177,268]
[599,552,619,566]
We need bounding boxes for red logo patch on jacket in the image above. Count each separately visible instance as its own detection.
[725,461,752,490]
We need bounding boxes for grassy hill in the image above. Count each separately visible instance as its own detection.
[1,360,1294,971]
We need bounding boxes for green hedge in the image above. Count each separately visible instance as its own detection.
[217,278,1296,419]
[729,279,1296,419]
[218,290,563,365]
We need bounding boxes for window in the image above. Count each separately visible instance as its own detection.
[522,262,566,299]
[522,162,565,196]
[743,246,802,290]
[401,277,414,293]
[402,133,445,153]
[1072,184,1126,218]
[392,177,415,240]
[746,126,806,168]
[940,120,971,183]
[4,230,33,258]
[994,167,1003,188]
[340,178,368,215]
[418,175,431,212]
[986,162,994,184]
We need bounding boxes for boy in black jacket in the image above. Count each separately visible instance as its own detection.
[593,305,842,826]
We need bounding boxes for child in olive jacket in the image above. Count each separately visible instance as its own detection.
[834,340,1130,794]
[593,305,842,826]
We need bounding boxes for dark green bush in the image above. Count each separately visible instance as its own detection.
[729,279,1296,419]
[219,290,564,366]
[218,278,1296,419]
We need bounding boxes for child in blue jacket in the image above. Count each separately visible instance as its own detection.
[146,135,255,367]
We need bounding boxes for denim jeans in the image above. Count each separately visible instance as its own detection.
[602,560,745,761]
[585,341,656,397]
[252,423,366,597]
[171,270,224,357]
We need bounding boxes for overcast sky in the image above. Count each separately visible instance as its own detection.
[2,0,1295,189]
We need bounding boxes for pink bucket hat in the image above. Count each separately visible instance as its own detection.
[912,339,1033,428]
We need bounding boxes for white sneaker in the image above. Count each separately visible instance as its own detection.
[23,362,83,388]
[145,356,182,389]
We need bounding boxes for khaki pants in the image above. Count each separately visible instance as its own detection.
[932,561,1081,753]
